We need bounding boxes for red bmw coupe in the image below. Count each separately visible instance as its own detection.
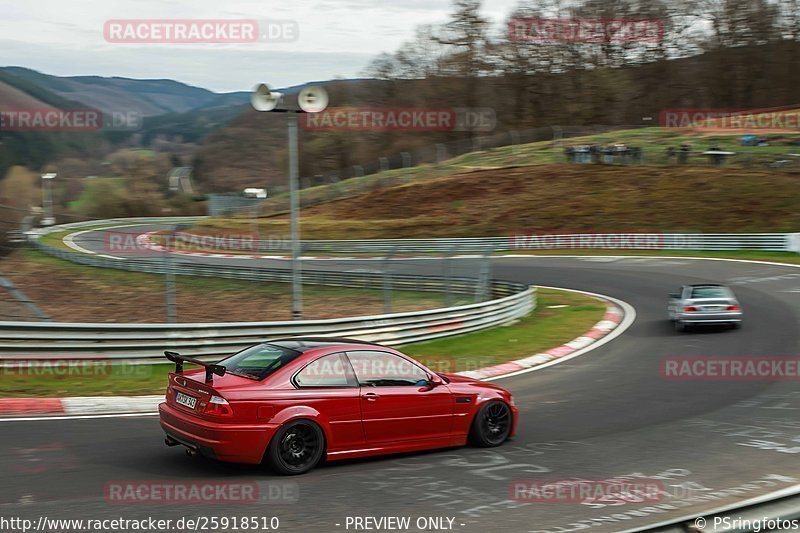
[159,337,518,475]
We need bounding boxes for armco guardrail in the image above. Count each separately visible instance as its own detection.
[31,240,508,296]
[0,284,535,359]
[168,232,796,253]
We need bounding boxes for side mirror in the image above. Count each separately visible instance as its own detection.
[427,374,444,388]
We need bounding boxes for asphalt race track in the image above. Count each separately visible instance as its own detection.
[3,225,800,532]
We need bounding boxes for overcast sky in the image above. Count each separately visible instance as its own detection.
[0,0,520,93]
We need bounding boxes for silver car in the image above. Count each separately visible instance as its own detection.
[668,284,742,331]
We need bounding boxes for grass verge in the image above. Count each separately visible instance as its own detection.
[5,248,463,322]
[403,288,606,372]
[39,223,129,251]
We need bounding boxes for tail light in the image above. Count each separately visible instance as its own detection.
[203,395,233,417]
[683,306,698,312]
[727,305,740,311]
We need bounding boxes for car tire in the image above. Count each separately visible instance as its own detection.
[469,401,512,448]
[266,419,325,475]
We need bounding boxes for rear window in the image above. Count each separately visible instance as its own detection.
[218,343,301,380]
[690,286,731,299]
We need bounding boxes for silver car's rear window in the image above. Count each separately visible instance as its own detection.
[690,287,731,299]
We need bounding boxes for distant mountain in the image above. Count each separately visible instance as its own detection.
[0,67,250,117]
[0,70,86,110]
[0,70,109,176]
[0,67,367,182]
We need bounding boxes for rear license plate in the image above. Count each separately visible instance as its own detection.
[175,392,197,409]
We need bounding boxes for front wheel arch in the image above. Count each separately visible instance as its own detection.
[468,400,513,448]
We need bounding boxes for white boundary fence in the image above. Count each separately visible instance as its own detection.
[31,219,797,253]
[173,232,794,253]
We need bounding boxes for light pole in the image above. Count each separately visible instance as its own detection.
[287,111,302,320]
[41,173,56,226]
[251,83,329,320]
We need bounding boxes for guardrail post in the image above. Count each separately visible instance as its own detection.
[400,152,412,168]
[164,222,193,323]
[789,233,800,255]
[379,157,390,172]
[436,144,446,163]
[382,245,399,314]
[510,131,520,155]
[474,245,495,302]
[251,203,260,248]
[327,175,342,200]
[164,232,177,323]
[444,244,460,307]
[552,125,563,148]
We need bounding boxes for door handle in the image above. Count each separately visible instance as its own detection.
[362,392,379,401]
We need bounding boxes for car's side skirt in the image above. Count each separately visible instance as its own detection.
[325,435,467,461]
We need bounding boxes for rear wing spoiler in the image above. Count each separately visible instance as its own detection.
[164,351,226,383]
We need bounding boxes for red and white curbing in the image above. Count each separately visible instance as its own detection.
[0,300,625,417]
[139,232,293,260]
[454,304,625,380]
[0,396,163,417]
[137,232,491,261]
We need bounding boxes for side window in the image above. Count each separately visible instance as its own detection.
[294,353,354,388]
[346,351,429,387]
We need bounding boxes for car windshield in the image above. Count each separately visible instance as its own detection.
[219,343,301,380]
[690,286,731,299]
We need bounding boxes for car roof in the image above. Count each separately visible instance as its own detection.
[688,283,725,287]
[266,337,388,352]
